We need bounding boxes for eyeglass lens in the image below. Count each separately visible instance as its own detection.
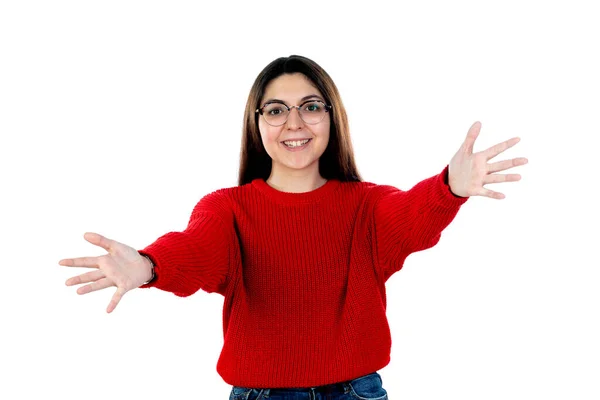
[262,101,327,126]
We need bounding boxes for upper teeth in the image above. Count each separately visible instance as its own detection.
[284,139,310,147]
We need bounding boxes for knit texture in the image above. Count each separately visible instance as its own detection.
[138,164,469,388]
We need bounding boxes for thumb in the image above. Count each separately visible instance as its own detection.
[463,121,481,154]
[84,232,113,252]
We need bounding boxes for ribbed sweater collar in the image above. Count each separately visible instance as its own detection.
[251,178,341,205]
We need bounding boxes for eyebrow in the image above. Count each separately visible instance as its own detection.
[262,94,324,105]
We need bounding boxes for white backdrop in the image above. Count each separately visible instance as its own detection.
[1,1,598,399]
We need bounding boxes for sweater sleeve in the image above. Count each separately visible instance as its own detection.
[136,190,236,297]
[373,165,469,281]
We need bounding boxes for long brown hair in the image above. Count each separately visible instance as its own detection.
[238,55,362,186]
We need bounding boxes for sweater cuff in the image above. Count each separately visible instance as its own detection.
[137,250,158,289]
[136,242,178,290]
[436,165,470,207]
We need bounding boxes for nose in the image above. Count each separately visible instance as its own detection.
[285,107,304,129]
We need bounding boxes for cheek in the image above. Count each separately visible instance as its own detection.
[318,120,331,141]
[259,122,281,146]
[319,115,331,133]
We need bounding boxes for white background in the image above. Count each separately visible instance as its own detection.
[1,1,598,399]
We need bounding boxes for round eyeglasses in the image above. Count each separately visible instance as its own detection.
[256,100,332,127]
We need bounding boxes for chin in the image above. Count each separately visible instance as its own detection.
[277,157,320,171]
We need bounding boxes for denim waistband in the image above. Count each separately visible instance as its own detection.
[268,381,349,393]
[236,371,379,396]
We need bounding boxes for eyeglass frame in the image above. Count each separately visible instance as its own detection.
[255,100,333,126]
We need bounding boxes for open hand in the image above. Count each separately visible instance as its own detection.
[59,232,152,313]
[448,121,528,199]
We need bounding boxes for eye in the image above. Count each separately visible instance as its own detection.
[303,101,322,112]
[265,104,286,116]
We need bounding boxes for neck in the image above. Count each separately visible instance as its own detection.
[266,171,327,194]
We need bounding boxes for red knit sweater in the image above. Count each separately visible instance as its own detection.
[138,164,469,388]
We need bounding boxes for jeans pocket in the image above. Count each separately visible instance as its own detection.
[347,372,388,400]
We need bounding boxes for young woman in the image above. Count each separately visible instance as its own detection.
[59,55,528,400]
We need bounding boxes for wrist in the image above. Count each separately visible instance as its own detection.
[445,165,465,198]
[140,254,156,285]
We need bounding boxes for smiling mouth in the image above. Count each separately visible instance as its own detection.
[281,138,312,148]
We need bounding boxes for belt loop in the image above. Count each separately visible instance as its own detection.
[262,388,270,398]
[342,382,351,393]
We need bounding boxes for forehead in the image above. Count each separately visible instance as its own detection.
[262,73,322,101]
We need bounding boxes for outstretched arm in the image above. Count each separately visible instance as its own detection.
[374,165,468,281]
[138,191,238,297]
[374,121,528,281]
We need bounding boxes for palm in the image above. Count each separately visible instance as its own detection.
[448,121,528,199]
[59,232,151,313]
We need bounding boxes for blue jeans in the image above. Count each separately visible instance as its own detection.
[229,371,388,400]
